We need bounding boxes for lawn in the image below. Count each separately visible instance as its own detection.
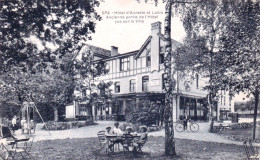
[217,123,260,143]
[31,136,249,160]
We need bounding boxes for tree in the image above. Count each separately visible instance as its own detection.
[175,0,237,132]
[73,46,112,121]
[0,0,101,73]
[220,0,260,140]
[138,0,204,156]
[0,0,101,121]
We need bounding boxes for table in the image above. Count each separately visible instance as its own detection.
[105,134,141,153]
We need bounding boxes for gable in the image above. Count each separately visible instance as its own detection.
[134,36,152,59]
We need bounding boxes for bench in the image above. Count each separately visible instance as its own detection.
[243,139,259,160]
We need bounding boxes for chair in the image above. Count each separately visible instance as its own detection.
[243,139,259,160]
[134,133,148,155]
[136,137,148,153]
[0,139,26,160]
[121,134,134,155]
[97,131,108,154]
[16,135,35,159]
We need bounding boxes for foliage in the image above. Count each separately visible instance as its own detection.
[126,100,162,126]
[234,98,258,112]
[0,0,100,73]
[219,0,260,96]
[0,0,101,121]
[73,46,113,120]
[177,0,260,133]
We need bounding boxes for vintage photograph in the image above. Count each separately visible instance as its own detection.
[0,0,259,159]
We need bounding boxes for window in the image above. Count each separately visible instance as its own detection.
[159,53,164,64]
[196,73,199,88]
[120,57,130,71]
[130,79,136,92]
[162,73,167,90]
[146,50,151,67]
[146,56,151,67]
[142,76,149,92]
[115,82,120,93]
[105,62,110,74]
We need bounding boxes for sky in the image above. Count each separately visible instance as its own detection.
[88,0,186,53]
[87,0,249,102]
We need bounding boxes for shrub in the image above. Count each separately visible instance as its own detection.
[43,120,96,130]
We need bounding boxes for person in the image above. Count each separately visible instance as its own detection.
[112,122,123,151]
[11,116,17,134]
[124,126,133,134]
[104,126,113,152]
[105,126,112,135]
[0,125,16,140]
[11,116,17,128]
[133,126,148,155]
[20,118,27,134]
[112,122,122,135]
[183,111,189,130]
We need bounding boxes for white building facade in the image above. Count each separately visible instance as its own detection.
[70,21,234,122]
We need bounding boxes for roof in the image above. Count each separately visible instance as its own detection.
[135,36,152,59]
[103,50,138,61]
[82,34,182,61]
[72,44,111,61]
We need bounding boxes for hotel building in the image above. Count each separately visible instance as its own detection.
[67,21,234,122]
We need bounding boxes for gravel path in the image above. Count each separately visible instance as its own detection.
[13,120,259,146]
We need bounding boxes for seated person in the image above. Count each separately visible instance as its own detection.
[112,122,122,135]
[133,126,148,154]
[105,127,113,151]
[105,126,112,135]
[112,122,123,147]
[122,127,134,151]
[138,126,148,143]
[0,125,16,140]
[124,126,133,135]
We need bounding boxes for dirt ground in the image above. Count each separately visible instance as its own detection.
[31,136,250,160]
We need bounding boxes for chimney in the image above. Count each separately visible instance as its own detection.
[111,46,119,56]
[151,21,161,35]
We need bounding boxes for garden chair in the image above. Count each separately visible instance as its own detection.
[136,136,148,154]
[0,139,26,160]
[243,139,259,160]
[97,131,108,154]
[16,135,35,159]
[121,134,134,155]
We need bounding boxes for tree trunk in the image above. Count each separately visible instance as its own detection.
[253,89,259,140]
[54,107,59,122]
[208,93,214,132]
[164,0,176,156]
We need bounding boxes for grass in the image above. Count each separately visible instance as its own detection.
[31,136,249,160]
[217,123,260,143]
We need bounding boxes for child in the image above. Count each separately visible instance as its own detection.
[105,126,112,135]
[133,126,148,155]
[112,122,122,135]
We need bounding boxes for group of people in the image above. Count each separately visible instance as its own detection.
[104,122,148,154]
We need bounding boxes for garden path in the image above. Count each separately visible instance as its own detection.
[13,120,259,146]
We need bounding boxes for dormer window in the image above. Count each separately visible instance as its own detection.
[146,51,151,67]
